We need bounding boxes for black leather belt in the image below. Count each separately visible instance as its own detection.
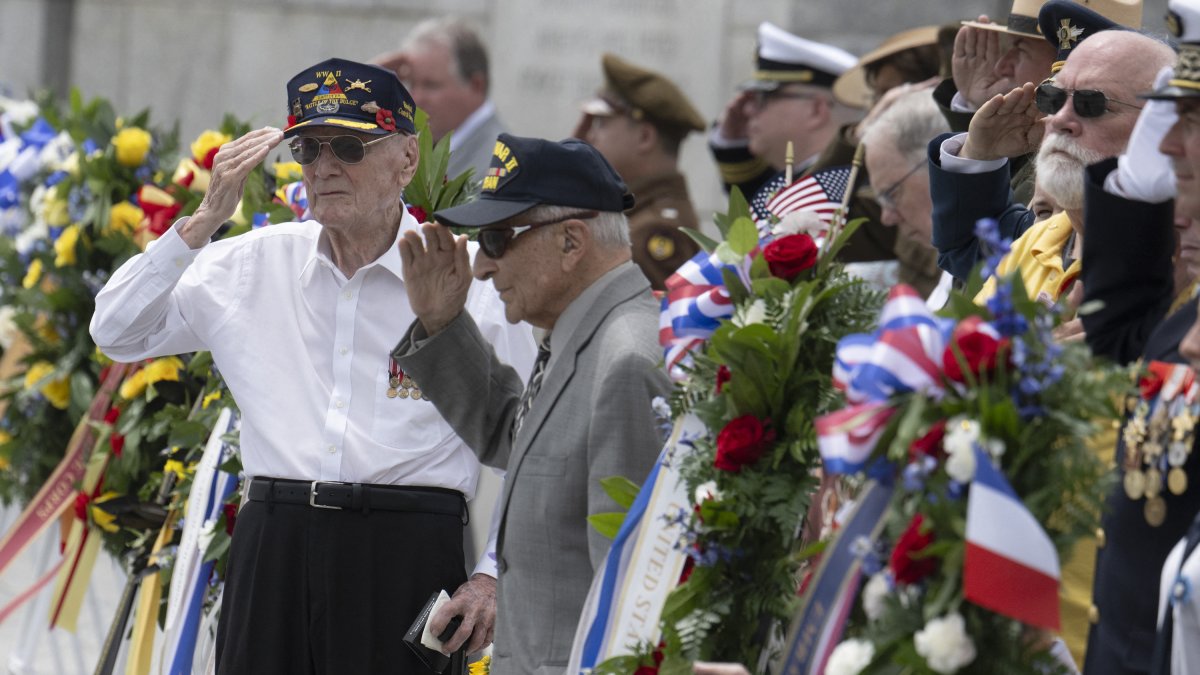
[247,477,467,523]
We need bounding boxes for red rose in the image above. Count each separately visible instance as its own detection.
[908,419,947,462]
[714,414,775,472]
[715,365,732,393]
[110,433,125,457]
[104,406,120,425]
[633,649,664,675]
[202,146,220,171]
[223,503,238,535]
[890,513,938,584]
[376,109,397,132]
[407,205,429,223]
[942,323,1008,384]
[74,491,90,521]
[762,233,818,281]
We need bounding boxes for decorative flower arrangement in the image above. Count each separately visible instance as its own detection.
[804,221,1125,674]
[597,189,882,672]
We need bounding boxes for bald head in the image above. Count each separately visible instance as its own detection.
[1059,31,1174,101]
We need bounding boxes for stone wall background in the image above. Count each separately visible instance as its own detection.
[7,0,1172,220]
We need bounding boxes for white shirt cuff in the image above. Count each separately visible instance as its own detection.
[708,126,748,149]
[471,471,506,578]
[950,91,979,113]
[146,217,203,279]
[939,133,1008,175]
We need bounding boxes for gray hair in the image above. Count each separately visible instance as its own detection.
[516,204,631,249]
[402,16,491,92]
[860,89,949,165]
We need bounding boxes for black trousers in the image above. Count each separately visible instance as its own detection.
[215,498,467,674]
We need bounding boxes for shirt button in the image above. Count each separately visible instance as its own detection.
[335,398,345,409]
[175,258,186,268]
[339,347,348,355]
[343,291,353,300]
[327,444,337,454]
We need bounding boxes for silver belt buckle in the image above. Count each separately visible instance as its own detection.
[309,481,347,509]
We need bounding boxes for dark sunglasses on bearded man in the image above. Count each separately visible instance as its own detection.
[1034,81,1143,118]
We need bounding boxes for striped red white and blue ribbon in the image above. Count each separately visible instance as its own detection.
[821,285,955,473]
[658,248,744,379]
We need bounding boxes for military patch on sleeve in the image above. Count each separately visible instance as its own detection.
[647,234,676,261]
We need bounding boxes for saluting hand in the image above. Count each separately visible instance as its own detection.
[953,18,1012,109]
[961,82,1045,162]
[399,222,473,336]
[180,126,283,249]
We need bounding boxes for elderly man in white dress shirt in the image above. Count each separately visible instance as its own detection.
[89,58,535,674]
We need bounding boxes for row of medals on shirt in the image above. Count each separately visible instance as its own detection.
[387,358,424,400]
[1122,362,1197,527]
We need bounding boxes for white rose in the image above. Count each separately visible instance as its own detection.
[861,572,890,621]
[694,480,722,505]
[15,221,47,256]
[0,305,19,351]
[985,438,1005,461]
[771,210,825,237]
[733,299,767,327]
[944,446,977,483]
[0,137,21,173]
[38,131,74,171]
[914,613,977,674]
[942,417,980,456]
[826,638,875,675]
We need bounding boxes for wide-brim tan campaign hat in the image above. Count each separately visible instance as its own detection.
[833,25,941,108]
[962,0,1141,38]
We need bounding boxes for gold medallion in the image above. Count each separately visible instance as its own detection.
[412,389,423,400]
[389,376,401,388]
[402,376,414,388]
[398,389,410,399]
[386,388,398,398]
[1145,495,1167,527]
[1143,441,1165,459]
[1170,467,1189,496]
[1146,467,1163,497]
[1124,469,1146,500]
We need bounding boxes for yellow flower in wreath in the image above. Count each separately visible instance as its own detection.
[191,130,231,170]
[54,225,81,267]
[273,161,304,182]
[119,356,185,400]
[24,361,71,409]
[112,127,152,168]
[90,492,122,533]
[22,258,43,289]
[202,389,222,409]
[468,655,490,675]
[108,201,144,236]
[41,194,70,227]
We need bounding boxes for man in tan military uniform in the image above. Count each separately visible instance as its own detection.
[572,53,705,289]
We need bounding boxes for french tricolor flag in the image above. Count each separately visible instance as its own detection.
[964,446,1061,631]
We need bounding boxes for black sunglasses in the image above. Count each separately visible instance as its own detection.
[288,133,398,165]
[1034,82,1142,119]
[478,211,598,259]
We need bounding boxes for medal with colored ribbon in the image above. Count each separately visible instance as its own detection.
[387,356,423,400]
[1123,361,1198,526]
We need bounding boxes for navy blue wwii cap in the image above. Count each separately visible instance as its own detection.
[1037,0,1126,74]
[433,133,636,228]
[283,57,416,137]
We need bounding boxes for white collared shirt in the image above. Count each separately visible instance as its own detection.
[90,210,537,575]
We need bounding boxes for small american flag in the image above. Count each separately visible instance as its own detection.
[761,166,852,224]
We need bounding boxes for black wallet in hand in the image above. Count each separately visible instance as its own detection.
[403,591,464,673]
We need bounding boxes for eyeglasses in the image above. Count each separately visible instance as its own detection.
[1034,82,1142,119]
[477,211,598,259]
[288,133,399,165]
[750,89,820,109]
[875,161,926,211]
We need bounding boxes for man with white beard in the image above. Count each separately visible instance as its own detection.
[928,30,1173,305]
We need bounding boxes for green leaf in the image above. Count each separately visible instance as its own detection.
[683,228,720,253]
[167,420,208,450]
[727,216,759,256]
[599,475,642,510]
[587,511,627,539]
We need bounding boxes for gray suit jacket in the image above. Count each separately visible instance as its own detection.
[394,263,670,674]
[447,107,507,182]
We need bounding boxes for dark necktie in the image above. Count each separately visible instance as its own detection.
[511,337,551,443]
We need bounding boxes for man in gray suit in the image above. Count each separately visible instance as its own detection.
[372,16,506,180]
[393,133,671,674]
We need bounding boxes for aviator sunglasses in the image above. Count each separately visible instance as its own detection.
[478,211,598,259]
[288,133,398,165]
[1034,82,1142,118]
